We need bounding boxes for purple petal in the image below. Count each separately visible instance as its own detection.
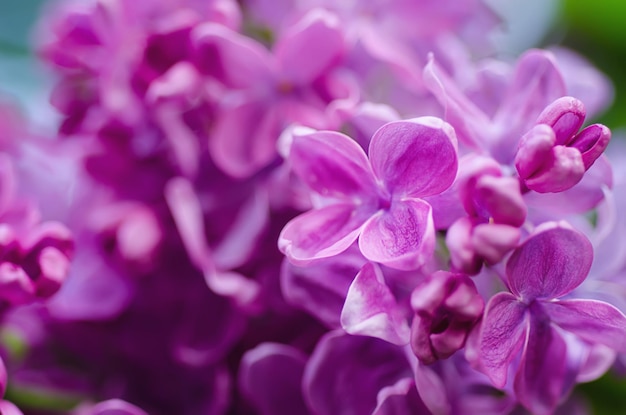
[570,124,611,170]
[210,99,281,178]
[165,178,259,305]
[493,49,566,145]
[506,224,593,300]
[535,96,586,146]
[359,199,435,271]
[471,175,527,227]
[524,145,585,193]
[279,203,371,265]
[446,217,482,275]
[368,117,458,198]
[341,262,410,345]
[192,23,273,88]
[46,245,132,320]
[550,46,614,119]
[413,360,451,415]
[471,223,520,265]
[479,292,527,387]
[524,155,613,217]
[239,343,310,415]
[514,305,568,415]
[423,55,490,149]
[288,129,377,200]
[373,378,430,415]
[164,177,214,273]
[303,331,411,415]
[213,188,269,271]
[544,299,626,353]
[515,124,556,181]
[275,9,344,85]
[281,247,365,328]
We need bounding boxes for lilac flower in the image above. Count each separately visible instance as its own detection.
[193,8,355,178]
[477,222,626,415]
[515,97,611,193]
[279,117,458,270]
[410,271,483,364]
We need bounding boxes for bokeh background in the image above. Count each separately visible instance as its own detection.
[0,0,624,413]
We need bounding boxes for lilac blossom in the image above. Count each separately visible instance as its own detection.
[424,48,612,194]
[515,97,611,193]
[279,117,458,270]
[193,8,356,178]
[477,222,626,414]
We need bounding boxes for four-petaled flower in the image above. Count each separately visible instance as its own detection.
[477,222,626,415]
[279,116,458,270]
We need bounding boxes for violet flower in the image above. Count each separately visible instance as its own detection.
[477,222,626,415]
[279,117,458,270]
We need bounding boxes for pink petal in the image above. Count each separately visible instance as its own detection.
[359,199,435,271]
[340,262,410,345]
[288,129,377,200]
[239,343,310,415]
[368,117,458,198]
[506,224,593,300]
[373,378,430,415]
[524,155,613,217]
[471,223,520,265]
[535,96,586,146]
[544,299,626,353]
[164,178,259,306]
[524,145,585,193]
[192,23,274,88]
[478,292,527,388]
[279,203,371,265]
[210,99,281,178]
[281,247,364,328]
[275,9,344,85]
[515,124,556,181]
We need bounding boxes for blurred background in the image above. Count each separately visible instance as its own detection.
[0,0,625,413]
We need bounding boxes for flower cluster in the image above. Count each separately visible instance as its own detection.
[0,0,623,414]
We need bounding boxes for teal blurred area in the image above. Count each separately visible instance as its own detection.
[0,0,55,127]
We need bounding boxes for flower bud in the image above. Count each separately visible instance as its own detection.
[410,271,484,364]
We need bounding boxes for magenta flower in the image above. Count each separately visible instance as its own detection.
[477,222,626,415]
[279,117,458,270]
